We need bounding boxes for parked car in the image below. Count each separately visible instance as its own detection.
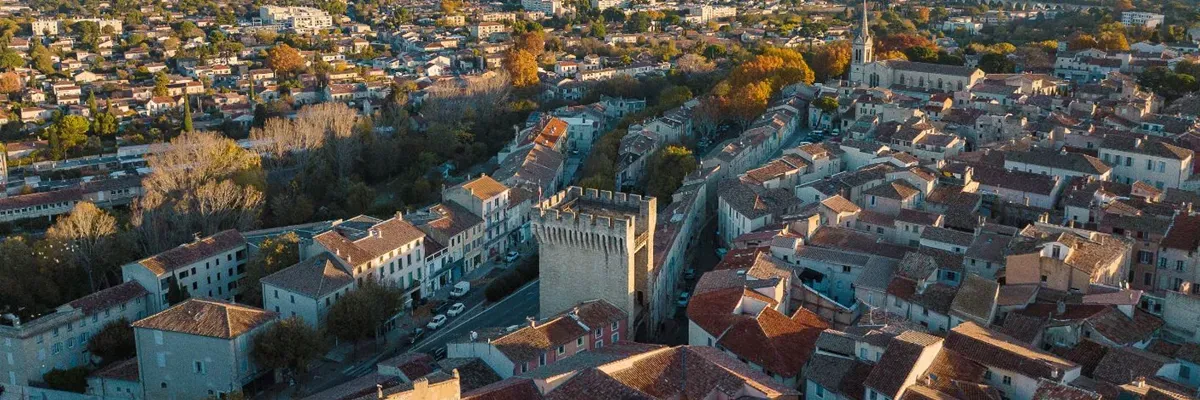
[427,314,447,330]
[447,302,466,317]
[684,268,696,280]
[504,251,520,263]
[450,281,470,298]
[677,292,690,307]
[408,328,425,345]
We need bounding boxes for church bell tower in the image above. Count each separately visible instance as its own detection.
[849,0,873,85]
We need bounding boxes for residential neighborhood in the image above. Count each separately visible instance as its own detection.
[4,0,1200,399]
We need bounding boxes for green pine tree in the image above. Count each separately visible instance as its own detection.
[182,96,193,132]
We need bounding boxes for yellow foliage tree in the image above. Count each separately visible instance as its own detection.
[504,49,539,88]
[266,43,304,75]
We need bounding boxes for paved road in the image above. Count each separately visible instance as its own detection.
[334,280,541,380]
[412,280,540,354]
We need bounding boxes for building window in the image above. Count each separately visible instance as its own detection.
[815,385,825,398]
[539,353,546,366]
[1181,364,1191,380]
[557,346,565,355]
[194,361,206,375]
[1002,376,1011,385]
[1178,260,1186,271]
[577,337,584,347]
[612,332,619,343]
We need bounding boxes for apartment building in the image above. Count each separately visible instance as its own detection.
[0,282,149,386]
[133,299,277,400]
[1099,136,1194,190]
[443,175,510,263]
[296,215,428,306]
[258,6,332,32]
[122,230,249,313]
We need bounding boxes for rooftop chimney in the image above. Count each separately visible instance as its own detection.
[376,384,383,399]
[527,315,536,328]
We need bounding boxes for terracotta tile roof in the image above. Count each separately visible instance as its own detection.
[457,175,509,200]
[378,352,434,380]
[131,298,276,339]
[259,252,354,298]
[136,230,245,275]
[437,358,502,392]
[864,179,921,200]
[803,353,873,399]
[997,312,1047,345]
[68,281,148,315]
[1161,213,1200,252]
[605,346,799,399]
[714,307,829,378]
[490,300,625,364]
[919,349,988,396]
[90,358,139,382]
[544,368,654,400]
[996,284,1039,307]
[864,331,943,398]
[461,377,542,400]
[313,217,425,267]
[945,322,1078,382]
[1093,346,1171,385]
[416,202,484,240]
[1051,339,1110,377]
[1085,308,1162,346]
[950,275,998,324]
[821,194,861,214]
[920,227,974,248]
[1032,379,1101,400]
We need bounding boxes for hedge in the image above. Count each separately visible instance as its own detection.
[484,254,539,302]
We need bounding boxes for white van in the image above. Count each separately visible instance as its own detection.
[450,281,470,298]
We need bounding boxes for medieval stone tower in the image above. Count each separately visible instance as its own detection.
[533,187,656,330]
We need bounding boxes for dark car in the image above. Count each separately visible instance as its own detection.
[408,328,425,345]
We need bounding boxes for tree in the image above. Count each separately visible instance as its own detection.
[93,105,118,137]
[645,146,697,200]
[515,32,545,56]
[326,279,404,344]
[133,131,265,253]
[904,46,939,63]
[252,317,325,377]
[29,42,54,74]
[877,50,908,61]
[0,71,20,95]
[808,41,851,82]
[440,0,463,14]
[626,12,652,33]
[0,48,23,70]
[978,53,1016,73]
[813,96,839,127]
[87,319,135,365]
[242,232,300,305]
[46,202,120,292]
[182,97,193,132]
[43,368,89,393]
[1111,0,1134,12]
[267,44,305,76]
[1068,33,1100,50]
[727,80,771,127]
[676,53,715,74]
[1098,31,1129,51]
[504,50,539,88]
[153,72,170,97]
[589,22,606,38]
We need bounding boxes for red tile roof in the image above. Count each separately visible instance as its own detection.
[136,230,245,275]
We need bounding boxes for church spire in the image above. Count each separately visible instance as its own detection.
[861,0,870,38]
